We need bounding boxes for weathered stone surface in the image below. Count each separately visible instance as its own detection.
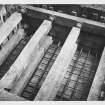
[87,48,105,101]
[0,20,52,91]
[35,24,81,101]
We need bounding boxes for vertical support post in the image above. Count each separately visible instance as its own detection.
[87,47,105,101]
[35,23,82,101]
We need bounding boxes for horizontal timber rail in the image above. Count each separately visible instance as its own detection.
[20,5,105,36]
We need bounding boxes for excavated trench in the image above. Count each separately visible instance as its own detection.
[0,13,105,101]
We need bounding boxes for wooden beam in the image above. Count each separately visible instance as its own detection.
[0,28,25,66]
[80,5,105,12]
[20,5,105,36]
[0,20,52,90]
[0,12,22,45]
[34,23,81,101]
[11,36,53,95]
[87,47,105,101]
[0,89,26,101]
